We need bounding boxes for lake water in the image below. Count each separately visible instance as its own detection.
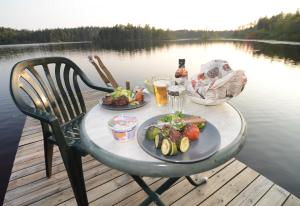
[1,40,300,197]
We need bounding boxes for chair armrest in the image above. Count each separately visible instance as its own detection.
[86,84,114,93]
[78,72,114,93]
[20,104,58,124]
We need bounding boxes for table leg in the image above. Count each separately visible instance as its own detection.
[185,175,208,187]
[131,175,180,206]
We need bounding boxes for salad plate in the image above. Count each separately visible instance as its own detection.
[101,94,149,110]
[101,87,150,111]
[137,114,221,163]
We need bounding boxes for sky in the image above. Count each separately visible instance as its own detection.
[0,0,299,31]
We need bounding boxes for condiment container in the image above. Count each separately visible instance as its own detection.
[108,115,138,141]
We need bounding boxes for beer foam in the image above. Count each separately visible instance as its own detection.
[153,80,169,87]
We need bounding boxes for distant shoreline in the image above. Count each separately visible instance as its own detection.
[0,41,92,48]
[213,38,300,46]
[1,38,300,48]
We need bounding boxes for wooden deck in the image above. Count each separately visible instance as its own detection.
[4,90,300,206]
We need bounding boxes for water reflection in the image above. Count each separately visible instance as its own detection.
[233,41,300,65]
[1,40,300,66]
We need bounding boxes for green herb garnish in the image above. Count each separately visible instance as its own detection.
[159,112,185,131]
[197,122,206,129]
[160,112,184,122]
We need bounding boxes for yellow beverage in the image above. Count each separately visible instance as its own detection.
[153,80,169,106]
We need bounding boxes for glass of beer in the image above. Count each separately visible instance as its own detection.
[152,76,171,106]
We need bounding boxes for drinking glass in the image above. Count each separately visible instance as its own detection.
[152,76,171,106]
[168,85,185,113]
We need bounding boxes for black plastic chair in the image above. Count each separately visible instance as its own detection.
[10,57,113,206]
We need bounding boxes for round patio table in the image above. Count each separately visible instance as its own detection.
[80,95,247,205]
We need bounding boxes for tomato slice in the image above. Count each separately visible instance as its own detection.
[184,124,200,141]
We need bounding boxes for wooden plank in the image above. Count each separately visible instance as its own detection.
[116,178,168,206]
[7,156,94,191]
[18,134,42,146]
[10,154,92,182]
[20,128,42,138]
[199,167,259,206]
[152,160,240,206]
[283,195,300,206]
[88,176,160,206]
[10,156,63,181]
[227,175,273,206]
[35,169,123,206]
[116,159,235,206]
[56,174,136,206]
[255,185,289,206]
[170,160,246,206]
[19,130,42,139]
[4,162,107,206]
[13,144,59,164]
[14,140,45,157]
[12,148,61,172]
[11,151,61,172]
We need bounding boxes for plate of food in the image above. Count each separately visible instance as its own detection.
[101,87,150,110]
[137,112,221,163]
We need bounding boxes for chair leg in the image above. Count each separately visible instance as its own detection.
[61,149,89,206]
[44,138,54,178]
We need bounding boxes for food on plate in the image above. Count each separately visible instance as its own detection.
[145,112,206,156]
[102,95,113,105]
[114,95,129,106]
[146,126,161,140]
[177,137,190,152]
[169,127,181,142]
[161,139,172,155]
[184,123,200,141]
[102,87,144,106]
[182,116,205,125]
[155,133,164,149]
[135,89,144,102]
[170,141,178,156]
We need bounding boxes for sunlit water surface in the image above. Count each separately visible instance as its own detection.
[1,40,300,197]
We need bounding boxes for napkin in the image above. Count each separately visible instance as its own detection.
[188,60,247,105]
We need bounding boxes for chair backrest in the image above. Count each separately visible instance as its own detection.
[10,57,105,125]
[88,55,119,89]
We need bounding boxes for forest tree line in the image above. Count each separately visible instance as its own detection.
[0,24,222,45]
[0,25,174,45]
[0,11,299,45]
[232,10,300,41]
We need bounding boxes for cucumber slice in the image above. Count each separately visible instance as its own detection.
[179,137,190,153]
[161,139,171,155]
[170,142,178,156]
[155,133,164,149]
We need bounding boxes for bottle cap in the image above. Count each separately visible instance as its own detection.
[179,59,185,68]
